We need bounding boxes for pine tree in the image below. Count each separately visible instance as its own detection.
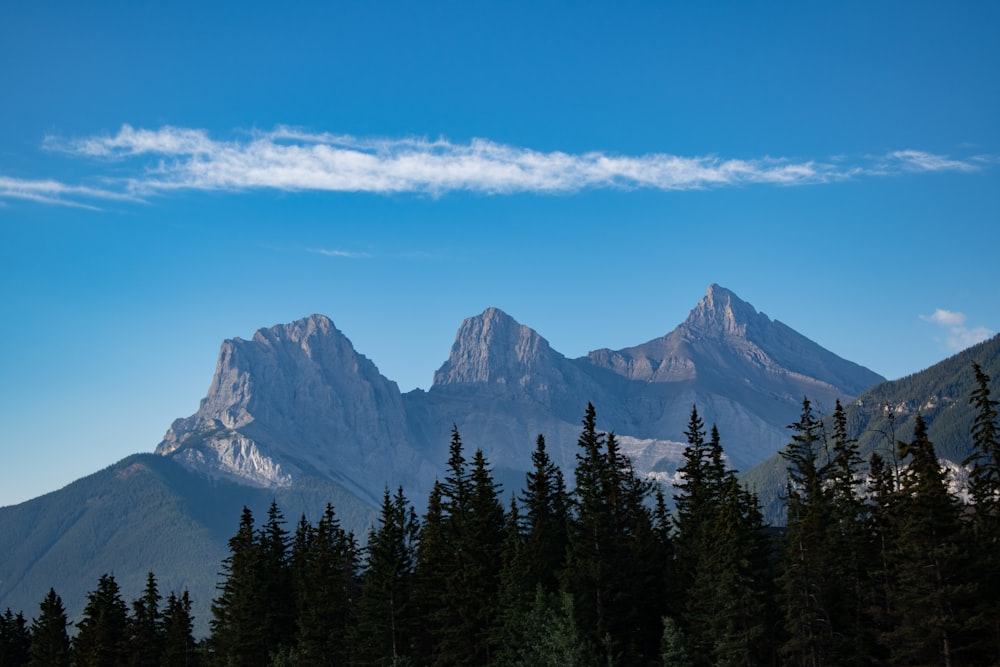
[680,422,772,667]
[160,591,198,667]
[689,477,769,667]
[294,503,359,666]
[128,572,163,667]
[352,488,420,666]
[964,362,1000,664]
[520,434,569,595]
[28,588,70,667]
[865,451,896,662]
[826,399,875,666]
[779,397,837,667]
[1,608,31,667]
[501,589,594,667]
[564,405,662,664]
[73,573,130,667]
[887,414,972,666]
[671,406,721,600]
[208,506,266,666]
[493,496,531,666]
[258,501,295,660]
[411,481,446,664]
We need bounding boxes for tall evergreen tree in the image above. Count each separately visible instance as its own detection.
[208,506,266,666]
[415,428,507,665]
[411,480,446,663]
[520,434,569,595]
[779,397,837,667]
[887,414,972,666]
[258,501,295,659]
[1,608,31,667]
[674,409,735,610]
[564,405,662,664]
[73,573,130,667]
[294,503,359,666]
[964,361,1000,664]
[688,477,769,667]
[127,572,163,667]
[826,399,875,666]
[352,488,420,666]
[28,588,70,667]
[160,591,198,667]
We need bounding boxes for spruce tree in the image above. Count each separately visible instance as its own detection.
[73,573,130,667]
[258,501,295,660]
[352,488,420,666]
[887,414,972,666]
[128,572,163,667]
[28,588,70,667]
[688,477,768,667]
[294,503,359,666]
[779,398,837,667]
[411,481,446,663]
[564,405,661,664]
[964,362,1000,664]
[1,608,31,667]
[827,399,875,666]
[520,434,569,595]
[160,591,198,667]
[208,506,266,666]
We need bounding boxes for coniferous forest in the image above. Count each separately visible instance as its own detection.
[2,363,999,667]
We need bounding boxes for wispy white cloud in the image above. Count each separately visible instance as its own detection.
[886,150,983,173]
[309,248,373,259]
[0,175,140,209]
[921,309,994,352]
[0,124,990,206]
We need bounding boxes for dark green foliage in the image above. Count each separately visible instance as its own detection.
[520,434,569,595]
[886,414,974,666]
[674,415,772,667]
[965,362,1000,664]
[28,588,70,667]
[127,572,163,667]
[413,427,506,666]
[258,501,296,659]
[497,588,594,667]
[352,488,419,666]
[1,608,31,666]
[73,573,130,667]
[563,404,663,665]
[207,506,265,666]
[160,590,198,667]
[293,503,359,666]
[659,616,689,667]
[687,477,770,667]
[779,398,837,666]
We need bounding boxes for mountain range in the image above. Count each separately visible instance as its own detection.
[6,283,990,633]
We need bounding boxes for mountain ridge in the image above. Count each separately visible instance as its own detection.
[1,284,891,632]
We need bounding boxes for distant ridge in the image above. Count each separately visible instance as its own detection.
[0,285,889,631]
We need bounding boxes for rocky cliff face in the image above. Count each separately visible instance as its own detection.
[156,286,885,502]
[156,314,434,503]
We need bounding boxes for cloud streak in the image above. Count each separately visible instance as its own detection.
[920,309,994,352]
[0,175,139,209]
[0,124,989,206]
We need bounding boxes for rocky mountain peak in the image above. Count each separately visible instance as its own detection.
[432,307,557,386]
[682,283,767,338]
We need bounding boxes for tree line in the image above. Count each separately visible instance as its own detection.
[2,362,998,666]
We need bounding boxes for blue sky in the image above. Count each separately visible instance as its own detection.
[1,1,998,507]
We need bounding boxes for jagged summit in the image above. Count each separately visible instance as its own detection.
[432,307,562,386]
[683,284,769,338]
[154,314,430,500]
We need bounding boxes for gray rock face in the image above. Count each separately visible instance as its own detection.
[157,286,885,504]
[156,314,435,504]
